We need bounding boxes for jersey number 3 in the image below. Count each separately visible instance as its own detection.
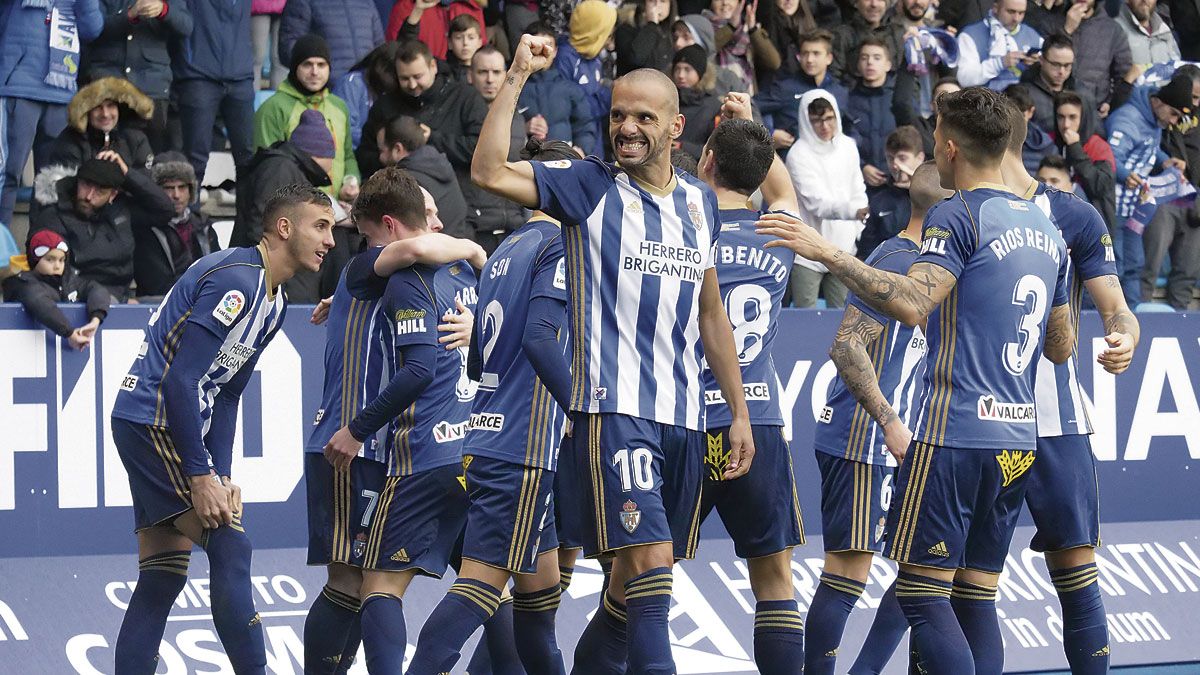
[1003,274,1047,376]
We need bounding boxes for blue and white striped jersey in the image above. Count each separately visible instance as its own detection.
[463,217,569,470]
[703,208,794,429]
[815,234,927,466]
[112,244,287,445]
[1030,183,1118,438]
[531,158,720,432]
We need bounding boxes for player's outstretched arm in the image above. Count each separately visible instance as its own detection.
[698,269,756,479]
[756,212,955,326]
[829,305,911,462]
[1084,274,1140,374]
[375,233,488,276]
[470,35,553,209]
[1043,303,1075,365]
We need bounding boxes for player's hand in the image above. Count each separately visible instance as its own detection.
[1099,102,1111,118]
[467,242,489,270]
[324,426,362,471]
[772,128,795,149]
[438,299,474,350]
[311,296,333,325]
[720,92,753,121]
[723,417,755,479]
[1060,127,1081,146]
[189,473,233,529]
[1097,331,1135,374]
[855,206,870,221]
[512,35,555,75]
[756,211,832,260]
[882,418,912,463]
[222,476,243,515]
[862,164,888,187]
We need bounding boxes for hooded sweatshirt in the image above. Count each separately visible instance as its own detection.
[1022,120,1058,174]
[785,90,869,273]
[1054,103,1116,233]
[397,144,470,239]
[1106,84,1169,219]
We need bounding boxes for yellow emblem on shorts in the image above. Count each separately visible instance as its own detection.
[705,433,730,481]
[1092,646,1110,657]
[995,449,1036,487]
[928,541,950,557]
[391,548,410,563]
[458,455,473,490]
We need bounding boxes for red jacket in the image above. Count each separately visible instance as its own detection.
[386,1,487,60]
[1082,133,1116,173]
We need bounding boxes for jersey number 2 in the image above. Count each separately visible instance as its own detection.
[1003,274,1047,376]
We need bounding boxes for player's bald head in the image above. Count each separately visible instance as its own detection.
[909,161,952,214]
[614,68,679,116]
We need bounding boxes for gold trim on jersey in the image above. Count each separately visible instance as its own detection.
[565,226,588,411]
[785,438,806,545]
[341,298,371,427]
[587,415,608,552]
[256,242,275,301]
[924,287,958,445]
[331,466,352,563]
[152,310,193,427]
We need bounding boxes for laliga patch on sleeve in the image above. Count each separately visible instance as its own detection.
[544,160,572,169]
[554,258,567,290]
[212,290,246,326]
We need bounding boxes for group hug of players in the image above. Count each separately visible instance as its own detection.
[106,33,1141,675]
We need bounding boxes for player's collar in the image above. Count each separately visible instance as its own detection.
[627,172,678,197]
[973,181,1015,194]
[717,198,754,211]
[1019,179,1039,200]
[257,241,276,301]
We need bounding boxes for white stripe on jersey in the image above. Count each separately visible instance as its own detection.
[586,193,608,409]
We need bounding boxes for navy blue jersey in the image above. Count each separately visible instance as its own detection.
[815,234,928,466]
[463,218,569,471]
[703,209,794,428]
[306,247,393,461]
[385,261,479,476]
[112,245,287,463]
[912,186,1069,451]
[1030,184,1117,438]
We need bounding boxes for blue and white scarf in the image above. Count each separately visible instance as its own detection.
[24,0,81,93]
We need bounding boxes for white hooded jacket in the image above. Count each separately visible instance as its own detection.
[784,89,869,273]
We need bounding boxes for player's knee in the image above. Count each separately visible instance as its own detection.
[326,563,363,596]
[203,524,253,567]
[748,550,796,600]
[1045,546,1096,571]
[954,567,1000,589]
[820,550,874,582]
[619,543,674,577]
[360,570,412,600]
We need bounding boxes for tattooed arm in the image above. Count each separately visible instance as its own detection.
[829,305,912,461]
[1084,273,1140,374]
[1043,303,1075,364]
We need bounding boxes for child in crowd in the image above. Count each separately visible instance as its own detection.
[3,230,109,350]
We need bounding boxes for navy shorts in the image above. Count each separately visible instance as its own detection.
[362,463,470,577]
[554,438,585,551]
[112,417,196,532]
[700,426,805,559]
[304,453,387,567]
[1026,434,1101,553]
[566,413,704,560]
[885,442,1034,573]
[816,452,893,554]
[460,455,559,574]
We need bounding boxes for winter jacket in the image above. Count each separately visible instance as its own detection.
[251,0,285,14]
[858,183,911,261]
[676,87,722,160]
[1107,85,1169,219]
[614,19,674,76]
[1058,131,1117,234]
[83,0,193,100]
[831,11,907,81]
[754,71,850,139]
[28,164,174,296]
[1117,5,1180,68]
[1019,64,1091,135]
[2,267,110,337]
[847,77,897,172]
[461,115,529,239]
[396,145,469,239]
[331,70,370,149]
[172,0,253,82]
[678,14,753,98]
[518,67,598,153]
[385,1,486,61]
[956,12,1042,91]
[1168,0,1200,61]
[892,70,937,156]
[711,17,781,94]
[785,89,869,273]
[555,37,611,158]
[134,208,219,296]
[1071,13,1134,110]
[254,80,359,196]
[48,77,155,172]
[761,6,813,83]
[1022,121,1057,174]
[937,0,992,29]
[278,0,383,80]
[232,141,332,248]
[0,0,104,103]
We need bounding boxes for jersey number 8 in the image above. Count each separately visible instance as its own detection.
[725,284,772,365]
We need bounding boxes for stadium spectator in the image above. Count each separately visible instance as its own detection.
[955,0,1042,91]
[278,0,383,82]
[173,0,256,188]
[895,0,935,29]
[858,125,924,259]
[831,0,906,81]
[1167,0,1200,61]
[377,116,470,238]
[760,0,820,82]
[137,152,220,297]
[3,230,109,350]
[48,78,155,176]
[785,90,868,307]
[1019,33,1086,133]
[387,0,488,61]
[615,0,677,76]
[673,46,722,159]
[1053,90,1116,234]
[251,0,287,90]
[29,155,174,301]
[673,14,745,97]
[1022,0,1134,116]
[254,34,359,203]
[1035,153,1082,195]
[755,29,849,151]
[1118,0,1180,68]
[1106,73,1193,305]
[446,14,485,82]
[83,0,193,153]
[1004,84,1057,173]
[555,0,618,157]
[847,37,898,187]
[0,0,104,227]
[705,0,782,93]
[332,41,399,149]
[504,0,539,48]
[518,22,598,157]
[893,75,960,155]
[938,0,995,29]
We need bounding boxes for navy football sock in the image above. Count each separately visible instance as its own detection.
[203,525,265,673]
[407,578,502,675]
[894,572,974,675]
[513,584,566,674]
[303,585,360,674]
[1052,563,1110,674]
[804,573,864,674]
[114,550,190,675]
[623,567,675,675]
[559,565,575,593]
[335,611,362,674]
[572,592,628,675]
[950,580,1002,675]
[361,593,406,673]
[483,596,526,675]
[848,581,909,674]
[753,599,805,675]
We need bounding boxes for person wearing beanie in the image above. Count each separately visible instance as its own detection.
[517,21,599,157]
[279,0,384,80]
[3,229,110,351]
[255,34,361,205]
[554,0,619,156]
[136,152,221,297]
[674,45,722,159]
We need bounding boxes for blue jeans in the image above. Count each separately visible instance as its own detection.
[0,97,67,225]
[175,78,255,188]
[1116,223,1145,307]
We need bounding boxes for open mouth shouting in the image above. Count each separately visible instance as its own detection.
[614,135,650,162]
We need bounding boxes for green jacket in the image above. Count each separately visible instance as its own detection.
[254,80,360,197]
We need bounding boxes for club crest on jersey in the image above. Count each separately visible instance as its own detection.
[996,449,1036,487]
[620,500,641,533]
[353,533,367,559]
[687,201,704,229]
[212,290,246,326]
[554,258,567,290]
[875,517,886,543]
[977,395,1035,423]
[544,160,572,169]
[593,387,607,401]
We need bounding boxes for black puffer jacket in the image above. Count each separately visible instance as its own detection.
[397,144,470,239]
[48,77,156,173]
[232,141,333,248]
[83,0,194,99]
[2,267,110,337]
[461,115,529,242]
[677,87,722,160]
[134,209,220,297]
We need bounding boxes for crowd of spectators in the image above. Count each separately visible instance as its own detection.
[2,0,1199,345]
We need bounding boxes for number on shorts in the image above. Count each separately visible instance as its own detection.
[613,448,654,491]
[360,489,380,528]
[1003,274,1048,375]
[880,473,893,512]
[725,284,772,365]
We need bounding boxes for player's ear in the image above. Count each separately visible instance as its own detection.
[274,215,293,241]
[670,112,685,140]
